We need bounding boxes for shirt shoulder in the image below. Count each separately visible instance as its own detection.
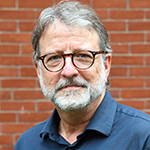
[14,119,48,150]
[117,102,150,123]
[113,103,150,149]
[116,102,150,136]
[23,119,48,136]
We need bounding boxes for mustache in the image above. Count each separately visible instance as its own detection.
[54,78,89,91]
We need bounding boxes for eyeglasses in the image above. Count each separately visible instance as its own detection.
[36,50,107,72]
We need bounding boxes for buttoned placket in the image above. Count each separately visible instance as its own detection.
[65,147,74,150]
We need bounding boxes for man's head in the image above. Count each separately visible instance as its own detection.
[32,0,112,111]
[32,0,112,62]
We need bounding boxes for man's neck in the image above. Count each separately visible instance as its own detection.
[57,91,106,144]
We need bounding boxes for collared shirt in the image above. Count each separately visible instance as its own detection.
[14,90,150,150]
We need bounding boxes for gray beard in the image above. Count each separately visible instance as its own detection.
[39,62,106,112]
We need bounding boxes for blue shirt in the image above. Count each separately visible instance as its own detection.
[14,90,150,150]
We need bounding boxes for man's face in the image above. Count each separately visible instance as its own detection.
[36,22,111,111]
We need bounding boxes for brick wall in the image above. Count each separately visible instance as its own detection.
[0,0,150,149]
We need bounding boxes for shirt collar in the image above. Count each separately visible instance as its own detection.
[40,90,117,138]
[85,90,117,136]
[40,109,60,139]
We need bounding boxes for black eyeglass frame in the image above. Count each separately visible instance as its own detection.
[36,50,108,72]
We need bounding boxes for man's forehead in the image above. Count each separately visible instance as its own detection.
[39,20,100,54]
[41,20,97,39]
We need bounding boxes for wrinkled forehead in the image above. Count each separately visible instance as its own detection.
[41,20,99,40]
[39,21,100,53]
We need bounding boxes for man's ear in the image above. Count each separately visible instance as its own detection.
[34,62,41,79]
[104,53,112,83]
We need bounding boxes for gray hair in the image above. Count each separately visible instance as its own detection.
[31,0,112,62]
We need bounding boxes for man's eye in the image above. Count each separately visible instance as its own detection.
[48,54,62,61]
[45,54,62,64]
[77,53,92,59]
[49,55,61,61]
[79,54,89,58]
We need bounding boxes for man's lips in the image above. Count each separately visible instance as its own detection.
[57,85,86,91]
[62,85,81,90]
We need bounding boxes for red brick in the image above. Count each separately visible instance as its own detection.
[21,44,33,54]
[112,56,143,65]
[1,102,35,111]
[0,45,19,54]
[2,146,13,150]
[146,79,150,87]
[146,111,150,115]
[103,21,126,31]
[2,124,35,133]
[15,135,21,143]
[129,22,150,31]
[55,0,90,5]
[0,22,16,31]
[93,0,126,8]
[146,100,150,109]
[38,101,55,110]
[118,100,145,109]
[19,112,51,122]
[0,113,16,122]
[110,78,143,88]
[0,10,35,19]
[110,33,144,42]
[0,0,15,7]
[130,67,150,76]
[146,11,150,19]
[1,33,31,43]
[14,90,44,100]
[0,135,12,145]
[36,80,40,87]
[130,0,150,8]
[110,10,143,19]
[146,56,150,65]
[0,68,18,77]
[95,10,108,19]
[0,56,32,65]
[122,89,150,98]
[79,0,91,5]
[36,10,43,19]
[110,67,127,76]
[1,79,36,88]
[147,33,150,42]
[19,0,53,8]
[131,44,150,53]
[111,44,129,53]
[109,90,120,98]
[21,67,37,77]
[19,22,35,31]
[0,91,11,100]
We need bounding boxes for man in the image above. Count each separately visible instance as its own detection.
[14,1,150,150]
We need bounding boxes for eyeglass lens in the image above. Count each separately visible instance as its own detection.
[43,51,94,72]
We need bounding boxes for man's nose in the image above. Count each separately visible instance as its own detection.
[61,57,78,78]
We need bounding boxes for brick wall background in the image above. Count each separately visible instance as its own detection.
[0,0,150,149]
